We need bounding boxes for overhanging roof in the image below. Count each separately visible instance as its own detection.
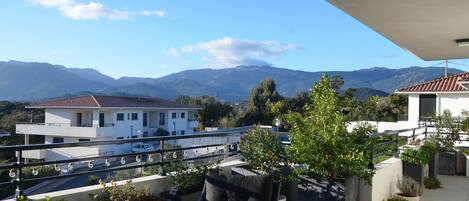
[328,0,469,60]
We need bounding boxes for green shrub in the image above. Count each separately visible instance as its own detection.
[92,180,161,201]
[168,162,219,194]
[463,149,469,156]
[397,176,422,197]
[240,125,282,173]
[87,175,100,186]
[400,147,432,167]
[424,177,442,189]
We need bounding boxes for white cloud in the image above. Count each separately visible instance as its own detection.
[140,10,166,17]
[168,37,296,66]
[29,0,130,20]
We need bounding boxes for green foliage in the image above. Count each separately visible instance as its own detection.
[424,177,442,189]
[175,95,233,128]
[286,75,373,183]
[92,180,161,201]
[435,110,461,151]
[87,175,100,186]
[398,142,437,167]
[240,126,283,173]
[168,162,219,194]
[386,197,407,201]
[464,149,469,156]
[243,78,282,125]
[397,176,422,197]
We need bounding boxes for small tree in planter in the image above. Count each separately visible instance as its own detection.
[400,144,435,186]
[240,125,285,200]
[286,75,374,201]
[164,162,219,201]
[434,110,461,175]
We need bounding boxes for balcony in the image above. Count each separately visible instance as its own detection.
[16,123,117,138]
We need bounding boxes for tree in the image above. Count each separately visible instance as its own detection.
[287,75,373,182]
[329,74,344,91]
[243,77,282,125]
[175,95,232,128]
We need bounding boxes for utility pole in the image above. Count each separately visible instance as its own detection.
[445,59,448,78]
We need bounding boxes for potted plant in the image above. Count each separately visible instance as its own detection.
[163,162,219,201]
[395,176,422,201]
[239,125,284,200]
[434,110,460,175]
[286,75,374,201]
[400,144,434,186]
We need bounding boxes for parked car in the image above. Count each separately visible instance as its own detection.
[132,144,156,152]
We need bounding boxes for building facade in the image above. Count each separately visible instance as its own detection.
[395,72,469,126]
[16,95,199,161]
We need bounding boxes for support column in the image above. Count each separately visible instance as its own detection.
[23,135,29,164]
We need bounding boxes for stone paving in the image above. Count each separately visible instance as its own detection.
[422,175,469,201]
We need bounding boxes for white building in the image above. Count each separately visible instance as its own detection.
[16,95,199,161]
[395,73,469,127]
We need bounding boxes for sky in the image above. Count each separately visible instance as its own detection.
[0,0,466,78]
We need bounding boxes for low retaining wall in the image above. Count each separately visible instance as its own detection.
[359,157,403,201]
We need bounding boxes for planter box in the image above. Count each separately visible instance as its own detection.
[280,166,298,201]
[456,151,467,176]
[402,162,424,186]
[438,151,456,175]
[297,176,359,201]
[396,194,420,201]
[428,153,439,178]
[231,166,281,201]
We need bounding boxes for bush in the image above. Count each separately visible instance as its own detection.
[400,147,433,167]
[386,197,407,201]
[240,125,282,173]
[87,175,100,186]
[92,180,161,201]
[168,162,219,194]
[397,176,422,197]
[424,177,441,189]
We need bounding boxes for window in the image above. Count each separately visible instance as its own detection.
[180,130,185,135]
[419,94,436,119]
[171,131,177,135]
[180,112,185,119]
[131,113,138,120]
[116,137,124,140]
[117,113,124,121]
[53,137,64,143]
[79,138,90,142]
[159,113,165,125]
[172,112,177,119]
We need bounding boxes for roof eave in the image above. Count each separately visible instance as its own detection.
[26,106,201,110]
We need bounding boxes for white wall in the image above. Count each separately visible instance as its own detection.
[359,157,403,201]
[45,109,71,125]
[408,94,419,124]
[438,93,469,116]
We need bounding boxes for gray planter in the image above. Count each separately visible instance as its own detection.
[162,191,201,201]
[403,162,424,186]
[428,153,439,178]
[280,167,298,201]
[456,151,467,176]
[297,176,359,201]
[438,151,456,175]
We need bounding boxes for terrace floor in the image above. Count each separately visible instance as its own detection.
[422,175,469,201]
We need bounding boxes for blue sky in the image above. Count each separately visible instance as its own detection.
[0,0,463,78]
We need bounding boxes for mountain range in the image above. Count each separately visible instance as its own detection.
[0,60,462,102]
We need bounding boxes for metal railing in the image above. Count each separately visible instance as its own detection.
[0,126,251,199]
[17,122,116,128]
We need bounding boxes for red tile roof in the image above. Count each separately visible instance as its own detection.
[31,95,198,109]
[396,72,469,93]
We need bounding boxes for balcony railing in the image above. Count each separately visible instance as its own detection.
[0,126,251,199]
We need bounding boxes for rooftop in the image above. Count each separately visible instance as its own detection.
[27,95,199,109]
[395,72,469,93]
